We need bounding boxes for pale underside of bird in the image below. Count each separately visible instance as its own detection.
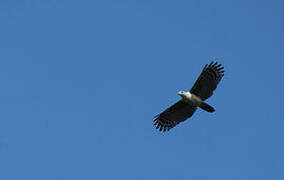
[153,61,224,132]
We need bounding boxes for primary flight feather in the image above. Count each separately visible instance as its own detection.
[153,61,224,132]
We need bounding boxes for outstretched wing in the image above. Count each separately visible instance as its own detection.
[153,100,197,132]
[190,61,224,101]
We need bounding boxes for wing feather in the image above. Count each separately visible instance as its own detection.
[153,100,197,132]
[190,61,224,100]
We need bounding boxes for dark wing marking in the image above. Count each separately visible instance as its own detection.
[153,100,197,132]
[190,61,224,101]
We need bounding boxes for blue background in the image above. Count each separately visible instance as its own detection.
[0,0,283,179]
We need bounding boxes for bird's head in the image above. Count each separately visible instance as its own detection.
[178,91,186,98]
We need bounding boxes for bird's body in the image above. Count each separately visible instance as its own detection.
[154,61,224,132]
[178,91,202,106]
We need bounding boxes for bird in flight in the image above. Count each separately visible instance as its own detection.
[154,61,224,132]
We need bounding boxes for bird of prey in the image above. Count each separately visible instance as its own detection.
[154,61,224,132]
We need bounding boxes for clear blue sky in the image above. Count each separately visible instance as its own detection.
[0,0,283,179]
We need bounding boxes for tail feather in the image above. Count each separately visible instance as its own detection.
[199,102,215,112]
